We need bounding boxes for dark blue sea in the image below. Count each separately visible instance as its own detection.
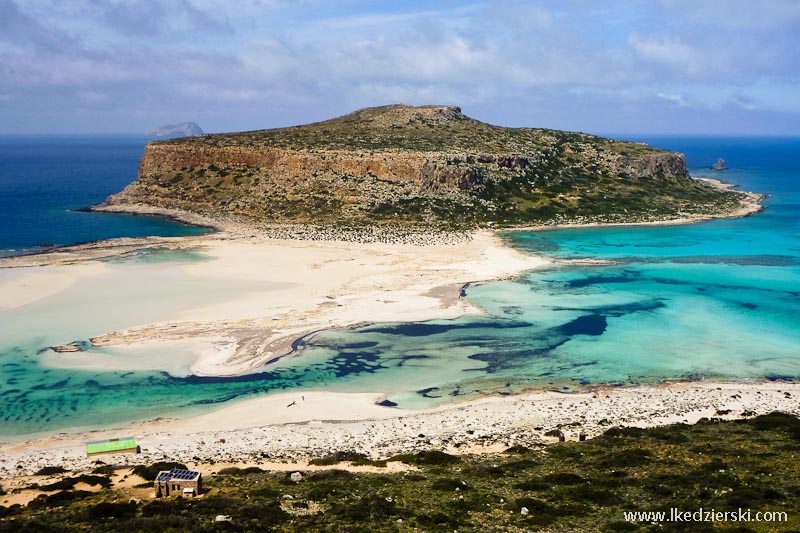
[0,135,797,437]
[0,136,207,257]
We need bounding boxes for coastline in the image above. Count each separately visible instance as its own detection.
[65,177,766,377]
[86,173,767,243]
[503,176,766,233]
[1,223,550,378]
[2,380,798,483]
[0,179,780,485]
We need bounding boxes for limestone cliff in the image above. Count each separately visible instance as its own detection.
[105,105,742,228]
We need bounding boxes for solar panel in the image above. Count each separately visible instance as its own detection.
[155,469,200,484]
[167,469,199,480]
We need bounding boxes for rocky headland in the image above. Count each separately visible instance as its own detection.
[96,105,757,235]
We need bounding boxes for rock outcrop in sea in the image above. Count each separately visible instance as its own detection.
[147,122,203,140]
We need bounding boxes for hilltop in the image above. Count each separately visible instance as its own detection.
[103,105,752,231]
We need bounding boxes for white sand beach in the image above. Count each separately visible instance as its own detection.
[0,263,108,311]
[1,229,549,377]
[1,382,799,483]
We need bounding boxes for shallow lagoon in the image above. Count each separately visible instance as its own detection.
[1,136,798,437]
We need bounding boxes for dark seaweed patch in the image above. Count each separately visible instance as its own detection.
[557,315,607,336]
[565,273,641,289]
[396,354,430,367]
[359,319,530,337]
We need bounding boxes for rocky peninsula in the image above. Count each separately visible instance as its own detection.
[94,105,757,235]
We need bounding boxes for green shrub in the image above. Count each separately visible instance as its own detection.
[430,478,470,491]
[350,459,387,467]
[749,412,800,440]
[34,466,69,476]
[85,501,138,520]
[141,499,188,517]
[251,486,281,500]
[600,448,653,468]
[306,469,355,482]
[414,509,467,530]
[602,521,642,532]
[388,450,460,466]
[39,475,111,491]
[309,451,368,465]
[513,497,559,526]
[27,491,92,509]
[235,501,287,525]
[132,462,187,481]
[90,465,115,476]
[0,504,21,518]
[515,479,550,491]
[216,466,265,476]
[543,472,584,485]
[329,494,399,521]
[567,486,621,506]
[602,427,647,438]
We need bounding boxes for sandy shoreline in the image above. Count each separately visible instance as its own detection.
[1,381,798,482]
[1,226,549,377]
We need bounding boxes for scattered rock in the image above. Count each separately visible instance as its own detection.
[50,343,82,353]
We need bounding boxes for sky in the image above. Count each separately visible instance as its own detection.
[1,0,799,135]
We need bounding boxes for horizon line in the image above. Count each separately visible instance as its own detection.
[2,131,800,139]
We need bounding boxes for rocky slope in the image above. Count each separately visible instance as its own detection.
[105,105,745,229]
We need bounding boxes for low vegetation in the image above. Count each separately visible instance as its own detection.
[130,462,187,482]
[3,413,798,531]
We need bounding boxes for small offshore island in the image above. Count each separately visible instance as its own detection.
[1,106,796,531]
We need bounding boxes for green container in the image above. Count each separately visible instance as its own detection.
[85,436,138,456]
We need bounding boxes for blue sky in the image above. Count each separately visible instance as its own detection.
[1,0,798,135]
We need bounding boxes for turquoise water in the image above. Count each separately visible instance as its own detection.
[1,136,798,438]
[296,136,800,402]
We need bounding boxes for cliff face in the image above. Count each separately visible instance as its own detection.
[106,105,739,228]
[137,145,485,192]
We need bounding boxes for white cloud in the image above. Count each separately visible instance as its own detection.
[629,34,701,75]
[657,92,690,107]
[1,0,798,134]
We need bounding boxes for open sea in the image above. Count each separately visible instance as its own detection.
[0,135,207,257]
[0,135,798,438]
